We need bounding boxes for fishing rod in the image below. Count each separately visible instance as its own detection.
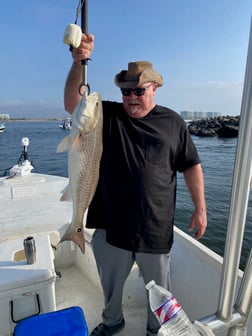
[63,0,90,95]
[80,0,90,95]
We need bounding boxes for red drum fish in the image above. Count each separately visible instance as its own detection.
[57,92,103,253]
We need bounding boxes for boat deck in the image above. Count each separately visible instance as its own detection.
[55,264,147,335]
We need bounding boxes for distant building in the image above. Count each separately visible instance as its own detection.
[180,111,220,120]
[0,114,10,120]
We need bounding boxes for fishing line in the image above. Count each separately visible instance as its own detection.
[74,0,86,24]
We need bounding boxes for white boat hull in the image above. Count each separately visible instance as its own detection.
[0,173,251,335]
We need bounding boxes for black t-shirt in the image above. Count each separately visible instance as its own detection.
[87,101,200,253]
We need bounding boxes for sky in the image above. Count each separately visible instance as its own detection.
[0,0,251,118]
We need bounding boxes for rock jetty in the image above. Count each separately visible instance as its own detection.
[187,115,239,138]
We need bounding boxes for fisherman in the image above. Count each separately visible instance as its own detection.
[64,33,207,336]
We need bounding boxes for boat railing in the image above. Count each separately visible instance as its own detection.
[199,18,252,336]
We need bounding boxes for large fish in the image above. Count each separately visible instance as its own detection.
[57,92,103,253]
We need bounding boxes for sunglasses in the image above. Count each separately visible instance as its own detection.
[120,83,154,97]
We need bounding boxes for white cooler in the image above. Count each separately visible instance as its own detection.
[0,234,57,336]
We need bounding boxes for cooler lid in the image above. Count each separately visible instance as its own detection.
[0,234,56,292]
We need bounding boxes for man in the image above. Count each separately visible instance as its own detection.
[64,34,207,336]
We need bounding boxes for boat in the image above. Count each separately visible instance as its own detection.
[1,21,252,336]
[58,118,72,130]
[0,123,5,133]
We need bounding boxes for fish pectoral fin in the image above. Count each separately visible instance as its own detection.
[60,185,72,201]
[56,135,71,153]
[70,133,82,152]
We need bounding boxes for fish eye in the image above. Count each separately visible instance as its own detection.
[76,227,82,233]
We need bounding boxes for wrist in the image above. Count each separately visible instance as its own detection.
[194,202,206,212]
[72,60,82,67]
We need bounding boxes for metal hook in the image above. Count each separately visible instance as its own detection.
[79,83,90,96]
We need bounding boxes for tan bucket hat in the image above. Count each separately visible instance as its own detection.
[114,61,163,88]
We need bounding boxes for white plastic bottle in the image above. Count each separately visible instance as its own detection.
[146,280,200,336]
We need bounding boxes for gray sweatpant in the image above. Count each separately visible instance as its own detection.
[91,229,171,334]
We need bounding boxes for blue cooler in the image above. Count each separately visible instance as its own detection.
[13,306,88,336]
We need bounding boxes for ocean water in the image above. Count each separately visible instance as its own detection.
[176,136,252,271]
[0,121,251,270]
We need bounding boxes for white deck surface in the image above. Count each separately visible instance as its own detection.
[55,264,147,335]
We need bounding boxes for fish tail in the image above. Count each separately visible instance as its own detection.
[59,225,85,254]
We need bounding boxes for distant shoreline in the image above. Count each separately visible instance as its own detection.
[2,118,66,122]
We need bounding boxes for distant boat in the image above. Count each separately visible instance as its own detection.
[58,118,72,130]
[0,123,5,133]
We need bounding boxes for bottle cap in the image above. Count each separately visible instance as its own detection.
[145,280,156,290]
